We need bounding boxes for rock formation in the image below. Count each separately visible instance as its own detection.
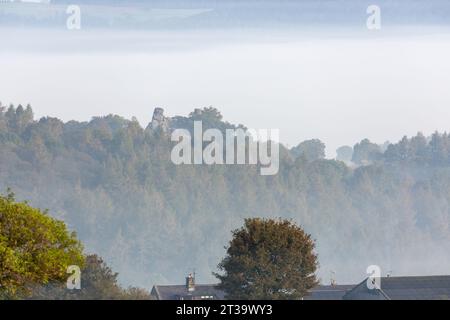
[147,107,170,133]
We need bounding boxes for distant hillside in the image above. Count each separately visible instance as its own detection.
[1,0,450,29]
[1,104,450,287]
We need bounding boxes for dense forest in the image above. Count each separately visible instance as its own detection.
[1,104,450,288]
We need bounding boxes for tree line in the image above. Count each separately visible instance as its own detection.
[1,104,450,288]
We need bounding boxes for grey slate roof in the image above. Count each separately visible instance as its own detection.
[151,284,225,300]
[344,275,450,300]
[151,283,356,300]
[304,285,355,300]
[152,275,450,300]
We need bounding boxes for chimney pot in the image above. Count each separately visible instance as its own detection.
[186,273,195,292]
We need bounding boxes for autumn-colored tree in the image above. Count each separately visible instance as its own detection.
[0,190,84,299]
[64,254,123,300]
[30,254,152,300]
[215,218,318,300]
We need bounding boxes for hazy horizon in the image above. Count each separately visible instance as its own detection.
[2,26,450,157]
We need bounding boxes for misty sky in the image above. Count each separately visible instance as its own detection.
[1,1,450,157]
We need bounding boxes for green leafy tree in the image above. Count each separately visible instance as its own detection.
[352,138,382,165]
[0,190,84,299]
[215,218,318,300]
[291,139,326,162]
[336,145,353,163]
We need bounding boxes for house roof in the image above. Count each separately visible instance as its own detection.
[344,275,450,300]
[151,284,225,300]
[151,283,356,300]
[152,275,450,300]
[304,285,355,300]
